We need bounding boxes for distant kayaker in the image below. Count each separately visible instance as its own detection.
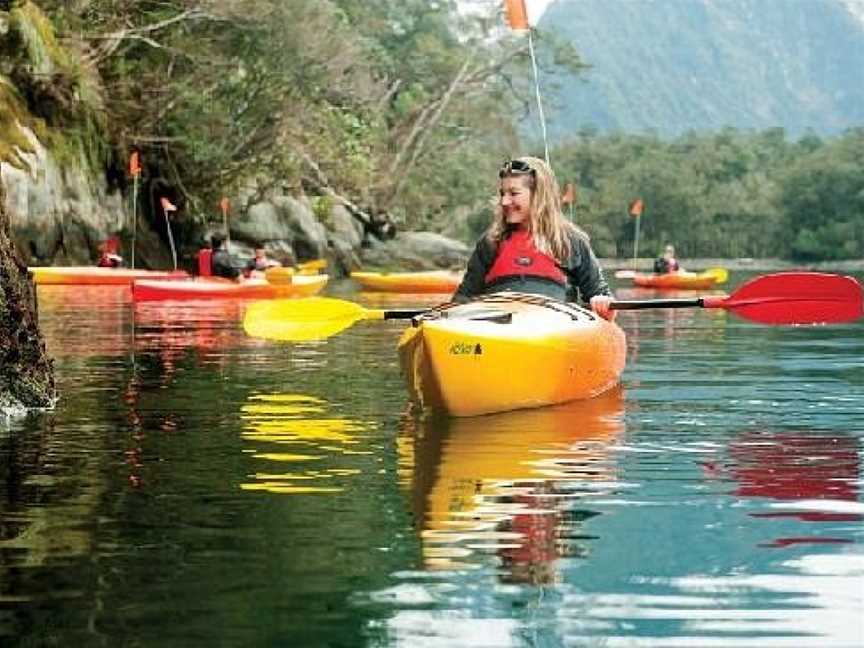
[452,156,616,320]
[653,244,681,274]
[210,233,241,279]
[96,238,123,268]
[243,247,281,277]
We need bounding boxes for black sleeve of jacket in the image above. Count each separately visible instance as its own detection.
[452,237,495,303]
[564,234,612,304]
[212,250,241,279]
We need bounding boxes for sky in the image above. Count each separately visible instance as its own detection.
[520,0,553,24]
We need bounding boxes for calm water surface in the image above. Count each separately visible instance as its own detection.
[1,272,862,647]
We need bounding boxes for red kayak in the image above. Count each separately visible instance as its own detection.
[132,275,329,301]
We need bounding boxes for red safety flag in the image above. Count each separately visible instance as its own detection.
[129,151,141,177]
[504,0,530,31]
[562,182,576,205]
[629,199,644,218]
[220,197,230,214]
[160,197,178,213]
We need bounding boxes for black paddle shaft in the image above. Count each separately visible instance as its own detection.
[382,299,709,317]
[383,309,427,320]
[611,298,705,311]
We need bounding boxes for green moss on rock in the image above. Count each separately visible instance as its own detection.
[0,77,37,169]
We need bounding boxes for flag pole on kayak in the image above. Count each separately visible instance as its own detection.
[242,273,863,342]
[220,197,231,249]
[562,182,576,222]
[129,151,141,269]
[160,197,179,270]
[628,198,643,271]
[504,0,550,164]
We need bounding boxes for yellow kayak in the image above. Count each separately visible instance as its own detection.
[351,270,462,294]
[397,292,626,417]
[631,267,728,290]
[30,266,188,286]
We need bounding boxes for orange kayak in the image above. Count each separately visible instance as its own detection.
[398,292,626,416]
[30,266,189,286]
[351,270,462,294]
[132,275,328,301]
[632,271,719,290]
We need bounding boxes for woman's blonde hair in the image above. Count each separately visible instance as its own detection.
[487,156,587,261]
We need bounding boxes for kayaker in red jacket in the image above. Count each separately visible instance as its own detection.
[653,244,681,274]
[453,156,616,320]
[96,238,123,268]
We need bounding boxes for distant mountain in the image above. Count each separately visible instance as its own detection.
[538,0,864,137]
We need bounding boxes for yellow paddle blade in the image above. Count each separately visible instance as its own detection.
[243,297,382,342]
[264,266,295,285]
[704,267,729,284]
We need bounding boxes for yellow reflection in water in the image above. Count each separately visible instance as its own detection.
[240,393,374,495]
[400,388,626,583]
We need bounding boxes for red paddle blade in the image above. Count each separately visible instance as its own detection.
[704,272,864,325]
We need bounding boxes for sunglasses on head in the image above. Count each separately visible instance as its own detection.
[499,159,535,178]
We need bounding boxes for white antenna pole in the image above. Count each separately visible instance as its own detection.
[527,29,550,165]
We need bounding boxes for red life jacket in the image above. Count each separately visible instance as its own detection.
[484,230,566,287]
[197,248,213,277]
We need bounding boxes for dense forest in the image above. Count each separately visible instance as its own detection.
[2,0,861,262]
[544,128,864,261]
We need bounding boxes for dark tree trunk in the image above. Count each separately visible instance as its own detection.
[0,173,55,410]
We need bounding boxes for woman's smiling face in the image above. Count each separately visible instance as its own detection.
[499,175,533,227]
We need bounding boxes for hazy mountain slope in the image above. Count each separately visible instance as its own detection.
[539,0,864,137]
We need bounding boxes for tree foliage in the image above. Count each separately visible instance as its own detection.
[31,0,545,227]
[551,127,864,261]
[9,1,862,262]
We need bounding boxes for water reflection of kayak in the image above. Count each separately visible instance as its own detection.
[399,388,625,581]
[239,393,375,495]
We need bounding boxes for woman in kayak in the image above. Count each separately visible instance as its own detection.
[453,156,616,320]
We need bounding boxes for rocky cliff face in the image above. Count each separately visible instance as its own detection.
[1,120,126,265]
[0,2,129,266]
[0,178,55,411]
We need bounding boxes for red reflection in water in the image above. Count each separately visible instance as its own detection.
[36,285,131,357]
[708,430,861,548]
[402,388,625,584]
